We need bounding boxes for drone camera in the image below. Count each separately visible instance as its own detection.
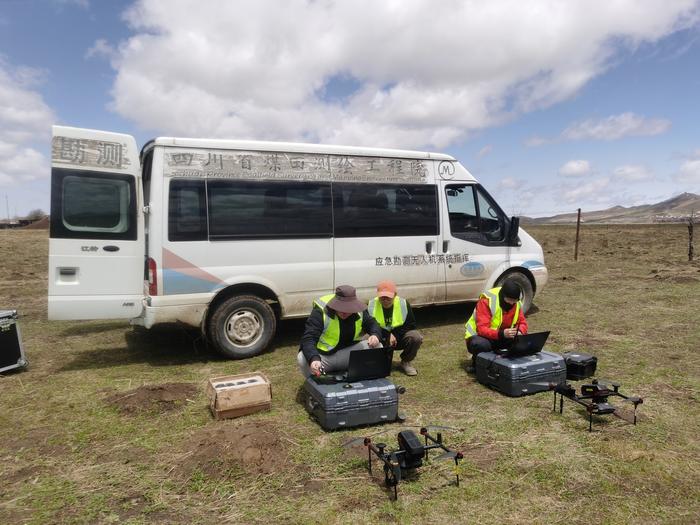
[397,430,424,469]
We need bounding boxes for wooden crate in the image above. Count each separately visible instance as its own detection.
[207,372,271,420]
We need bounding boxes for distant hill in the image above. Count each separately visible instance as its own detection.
[521,192,700,224]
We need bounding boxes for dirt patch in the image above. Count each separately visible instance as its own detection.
[459,442,503,471]
[177,421,290,480]
[105,383,198,414]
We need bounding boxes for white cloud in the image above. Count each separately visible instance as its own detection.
[562,178,611,204]
[562,112,671,141]
[0,59,54,187]
[676,159,700,183]
[498,176,519,189]
[477,145,493,158]
[559,160,591,177]
[86,39,116,60]
[612,164,654,181]
[104,0,698,148]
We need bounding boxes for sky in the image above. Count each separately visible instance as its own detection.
[1,0,700,218]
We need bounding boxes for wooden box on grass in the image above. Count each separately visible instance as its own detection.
[207,372,271,420]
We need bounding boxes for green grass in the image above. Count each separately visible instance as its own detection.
[1,225,699,524]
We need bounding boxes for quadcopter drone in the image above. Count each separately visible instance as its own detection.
[357,427,464,500]
[548,379,643,432]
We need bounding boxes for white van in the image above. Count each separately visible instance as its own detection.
[48,126,548,358]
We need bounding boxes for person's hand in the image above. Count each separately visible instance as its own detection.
[389,333,397,347]
[504,328,518,339]
[367,335,380,348]
[310,360,323,375]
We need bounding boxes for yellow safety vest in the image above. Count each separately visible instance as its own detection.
[464,287,521,340]
[368,296,408,331]
[313,294,363,352]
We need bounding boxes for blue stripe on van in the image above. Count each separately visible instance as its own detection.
[163,269,225,295]
[521,260,545,269]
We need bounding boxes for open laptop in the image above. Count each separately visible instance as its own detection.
[498,331,550,357]
[346,347,394,381]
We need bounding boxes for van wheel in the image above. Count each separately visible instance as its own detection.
[208,295,276,359]
[496,272,534,313]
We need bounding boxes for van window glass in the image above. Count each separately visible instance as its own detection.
[207,180,332,239]
[445,185,480,236]
[168,179,207,241]
[333,183,438,238]
[50,169,137,240]
[476,187,505,241]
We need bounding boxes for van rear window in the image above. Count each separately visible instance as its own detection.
[168,179,207,241]
[332,183,438,238]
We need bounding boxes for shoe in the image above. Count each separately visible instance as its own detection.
[400,361,417,376]
[466,365,476,374]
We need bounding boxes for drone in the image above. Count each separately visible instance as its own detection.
[548,379,643,432]
[355,427,464,500]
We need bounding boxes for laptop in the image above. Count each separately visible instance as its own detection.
[499,331,550,357]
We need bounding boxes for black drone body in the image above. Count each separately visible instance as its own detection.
[362,428,463,500]
[551,379,643,431]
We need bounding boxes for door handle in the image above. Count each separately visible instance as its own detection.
[59,268,76,276]
[442,240,450,253]
[103,245,120,252]
[425,241,434,254]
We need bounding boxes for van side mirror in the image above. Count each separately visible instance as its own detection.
[508,216,520,246]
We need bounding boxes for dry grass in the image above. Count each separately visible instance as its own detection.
[1,225,699,524]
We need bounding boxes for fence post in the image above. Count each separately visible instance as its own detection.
[574,208,581,261]
[690,212,695,262]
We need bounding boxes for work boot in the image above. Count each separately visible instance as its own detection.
[400,360,418,376]
[466,359,476,374]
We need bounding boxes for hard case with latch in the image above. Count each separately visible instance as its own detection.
[475,350,566,397]
[0,310,28,373]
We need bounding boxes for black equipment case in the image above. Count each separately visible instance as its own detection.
[562,352,597,380]
[0,310,28,373]
[302,377,400,430]
[475,350,566,397]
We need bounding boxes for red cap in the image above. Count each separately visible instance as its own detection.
[376,280,397,298]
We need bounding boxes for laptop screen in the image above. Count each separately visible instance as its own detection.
[346,347,394,381]
[507,331,551,356]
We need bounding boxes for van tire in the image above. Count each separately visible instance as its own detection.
[496,272,534,313]
[208,295,276,359]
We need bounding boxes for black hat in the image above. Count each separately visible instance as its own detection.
[500,279,521,300]
[327,285,366,314]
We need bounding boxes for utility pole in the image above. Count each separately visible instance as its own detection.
[690,211,695,262]
[574,208,582,261]
[5,194,9,221]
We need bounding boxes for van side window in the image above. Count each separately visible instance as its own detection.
[207,180,332,240]
[445,184,480,238]
[476,186,505,241]
[50,169,137,240]
[333,183,438,238]
[168,179,207,241]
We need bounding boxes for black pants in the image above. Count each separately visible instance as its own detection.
[466,335,510,357]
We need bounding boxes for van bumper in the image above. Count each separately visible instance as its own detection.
[530,265,549,291]
[130,301,206,329]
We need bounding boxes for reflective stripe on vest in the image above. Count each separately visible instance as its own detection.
[464,287,521,339]
[368,296,407,331]
[314,294,363,352]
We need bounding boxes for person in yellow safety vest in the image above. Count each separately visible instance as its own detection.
[367,280,423,376]
[297,285,383,378]
[464,278,528,373]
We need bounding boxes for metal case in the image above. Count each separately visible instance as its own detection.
[475,350,566,397]
[302,377,399,430]
[562,352,598,380]
[0,310,28,373]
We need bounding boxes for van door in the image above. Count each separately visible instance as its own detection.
[48,126,144,320]
[438,181,510,301]
[332,181,441,305]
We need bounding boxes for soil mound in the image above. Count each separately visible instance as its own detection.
[179,421,289,479]
[106,383,198,414]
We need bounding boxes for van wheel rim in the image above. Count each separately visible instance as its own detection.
[225,310,262,347]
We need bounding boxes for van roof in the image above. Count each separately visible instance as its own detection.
[143,137,456,161]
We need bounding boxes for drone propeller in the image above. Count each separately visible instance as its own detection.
[342,431,388,448]
[435,450,459,461]
[341,425,462,448]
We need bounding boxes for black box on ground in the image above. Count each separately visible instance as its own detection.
[302,377,400,430]
[475,350,566,397]
[0,310,28,373]
[562,352,597,380]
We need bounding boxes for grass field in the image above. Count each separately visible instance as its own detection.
[1,225,699,524]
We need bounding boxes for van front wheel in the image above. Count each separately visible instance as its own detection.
[208,295,276,359]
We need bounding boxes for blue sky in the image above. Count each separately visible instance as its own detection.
[1,0,699,217]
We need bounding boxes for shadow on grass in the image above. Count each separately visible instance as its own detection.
[60,321,128,336]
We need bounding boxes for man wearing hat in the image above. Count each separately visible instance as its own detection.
[464,278,528,372]
[297,285,383,377]
[367,280,423,376]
